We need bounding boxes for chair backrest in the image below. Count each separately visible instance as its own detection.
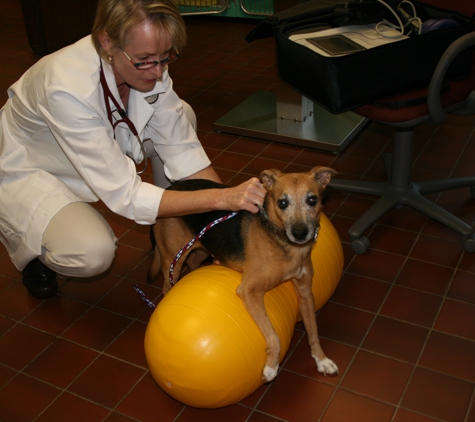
[420,0,474,18]
[428,31,475,123]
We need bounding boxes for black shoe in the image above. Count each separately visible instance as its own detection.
[22,258,58,299]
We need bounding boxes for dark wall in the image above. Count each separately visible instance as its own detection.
[20,0,99,55]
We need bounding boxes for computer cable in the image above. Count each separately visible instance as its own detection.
[375,0,422,39]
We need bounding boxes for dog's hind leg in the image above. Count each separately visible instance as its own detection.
[150,221,188,294]
[148,240,162,285]
[292,275,339,376]
[236,281,281,382]
[160,242,211,294]
[176,248,210,279]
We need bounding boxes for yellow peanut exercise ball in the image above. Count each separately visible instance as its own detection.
[312,213,344,311]
[144,213,343,408]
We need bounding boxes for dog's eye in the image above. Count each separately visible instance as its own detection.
[307,196,319,207]
[277,199,289,210]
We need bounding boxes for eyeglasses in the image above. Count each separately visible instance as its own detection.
[121,48,180,70]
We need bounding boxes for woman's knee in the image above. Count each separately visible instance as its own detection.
[44,237,116,277]
[41,202,117,278]
[75,236,116,277]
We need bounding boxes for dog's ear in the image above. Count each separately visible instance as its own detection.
[260,169,281,191]
[311,167,338,189]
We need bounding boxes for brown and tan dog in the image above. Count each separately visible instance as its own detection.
[148,166,339,382]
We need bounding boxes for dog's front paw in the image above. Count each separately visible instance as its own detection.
[262,364,279,382]
[312,355,339,376]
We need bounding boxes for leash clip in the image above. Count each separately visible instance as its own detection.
[257,204,268,220]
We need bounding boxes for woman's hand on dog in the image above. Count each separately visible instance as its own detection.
[220,177,266,214]
[157,177,265,217]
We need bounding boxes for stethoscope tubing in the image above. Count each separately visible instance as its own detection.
[99,61,148,175]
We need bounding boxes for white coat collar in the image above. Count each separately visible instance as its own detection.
[127,83,165,136]
[100,59,165,137]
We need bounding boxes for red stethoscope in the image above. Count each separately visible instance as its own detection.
[99,61,148,175]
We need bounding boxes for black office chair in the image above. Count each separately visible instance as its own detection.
[244,0,475,254]
[330,30,475,254]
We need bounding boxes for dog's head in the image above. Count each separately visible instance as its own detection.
[260,167,337,244]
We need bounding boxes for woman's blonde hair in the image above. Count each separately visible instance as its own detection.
[91,0,186,60]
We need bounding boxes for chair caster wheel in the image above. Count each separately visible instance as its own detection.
[351,236,370,255]
[462,235,475,253]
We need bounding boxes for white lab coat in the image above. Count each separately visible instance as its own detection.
[0,35,211,270]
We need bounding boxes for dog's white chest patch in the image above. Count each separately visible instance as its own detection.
[289,265,308,280]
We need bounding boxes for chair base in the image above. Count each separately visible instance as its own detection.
[213,90,367,153]
[330,128,475,254]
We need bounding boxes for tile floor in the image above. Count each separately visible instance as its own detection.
[1,2,475,421]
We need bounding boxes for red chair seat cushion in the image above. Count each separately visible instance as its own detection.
[355,66,475,123]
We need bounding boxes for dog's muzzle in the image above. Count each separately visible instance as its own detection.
[288,222,319,244]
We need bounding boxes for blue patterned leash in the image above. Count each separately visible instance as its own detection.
[134,284,157,310]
